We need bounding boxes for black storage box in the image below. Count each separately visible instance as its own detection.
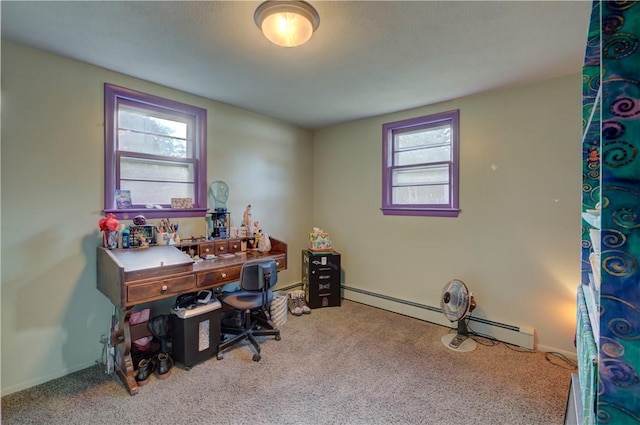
[171,300,221,369]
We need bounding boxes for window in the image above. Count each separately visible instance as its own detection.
[104,83,207,219]
[381,110,460,217]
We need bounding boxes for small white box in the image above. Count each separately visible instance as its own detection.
[171,299,221,319]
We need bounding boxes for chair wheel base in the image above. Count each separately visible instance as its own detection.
[252,354,261,362]
[217,353,224,360]
[275,335,281,341]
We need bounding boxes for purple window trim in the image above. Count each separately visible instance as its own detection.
[104,83,207,220]
[380,207,461,217]
[381,109,460,217]
[104,208,208,220]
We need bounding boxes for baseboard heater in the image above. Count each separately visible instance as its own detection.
[345,285,518,328]
[342,285,535,350]
[274,283,534,349]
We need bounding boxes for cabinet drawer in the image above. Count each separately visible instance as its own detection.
[309,263,340,273]
[127,274,195,304]
[199,242,216,258]
[309,264,339,280]
[228,239,242,253]
[214,240,229,255]
[197,265,242,287]
[309,271,339,283]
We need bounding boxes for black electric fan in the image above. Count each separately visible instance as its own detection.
[440,279,477,352]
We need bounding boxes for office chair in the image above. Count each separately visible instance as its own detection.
[217,259,281,362]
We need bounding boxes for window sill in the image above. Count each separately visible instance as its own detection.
[380,207,460,217]
[104,208,208,220]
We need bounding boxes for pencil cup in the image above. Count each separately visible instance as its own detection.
[157,232,168,245]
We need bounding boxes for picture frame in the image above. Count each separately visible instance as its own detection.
[115,190,132,209]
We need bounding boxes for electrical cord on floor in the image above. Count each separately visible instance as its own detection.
[467,320,501,347]
[503,342,536,353]
[468,324,499,346]
[466,319,577,369]
[471,333,499,346]
[545,351,578,370]
[443,318,499,346]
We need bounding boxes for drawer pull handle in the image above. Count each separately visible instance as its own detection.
[205,248,210,253]
[276,261,280,266]
[233,244,238,249]
[161,285,168,293]
[219,247,225,252]
[221,273,227,278]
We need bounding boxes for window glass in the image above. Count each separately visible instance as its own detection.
[392,165,450,186]
[392,185,449,205]
[382,110,460,217]
[394,146,450,165]
[120,157,194,182]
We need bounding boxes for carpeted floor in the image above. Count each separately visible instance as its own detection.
[1,300,574,424]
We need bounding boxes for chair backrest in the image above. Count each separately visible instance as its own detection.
[239,258,278,292]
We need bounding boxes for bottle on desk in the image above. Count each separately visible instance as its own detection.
[122,228,130,249]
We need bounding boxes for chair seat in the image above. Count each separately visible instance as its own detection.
[220,290,274,311]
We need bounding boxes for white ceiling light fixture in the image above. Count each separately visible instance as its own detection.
[254,1,320,47]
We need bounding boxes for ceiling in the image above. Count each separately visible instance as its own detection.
[2,1,592,129]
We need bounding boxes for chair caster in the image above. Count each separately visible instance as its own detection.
[252,354,261,362]
[275,335,281,341]
[217,353,224,360]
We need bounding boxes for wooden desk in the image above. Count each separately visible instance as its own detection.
[97,237,287,395]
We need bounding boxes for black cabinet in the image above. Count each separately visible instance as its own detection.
[302,250,341,308]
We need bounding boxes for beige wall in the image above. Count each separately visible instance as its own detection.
[313,74,581,354]
[0,41,314,395]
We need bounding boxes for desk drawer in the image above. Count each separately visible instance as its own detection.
[273,254,286,271]
[197,265,242,287]
[127,274,195,304]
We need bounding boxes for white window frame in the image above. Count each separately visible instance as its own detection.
[381,109,460,217]
[104,83,207,220]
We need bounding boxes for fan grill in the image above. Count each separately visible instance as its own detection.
[439,279,478,352]
[441,279,472,321]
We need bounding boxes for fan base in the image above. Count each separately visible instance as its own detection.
[441,333,477,352]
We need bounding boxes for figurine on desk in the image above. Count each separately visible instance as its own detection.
[243,204,252,234]
[138,235,150,248]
